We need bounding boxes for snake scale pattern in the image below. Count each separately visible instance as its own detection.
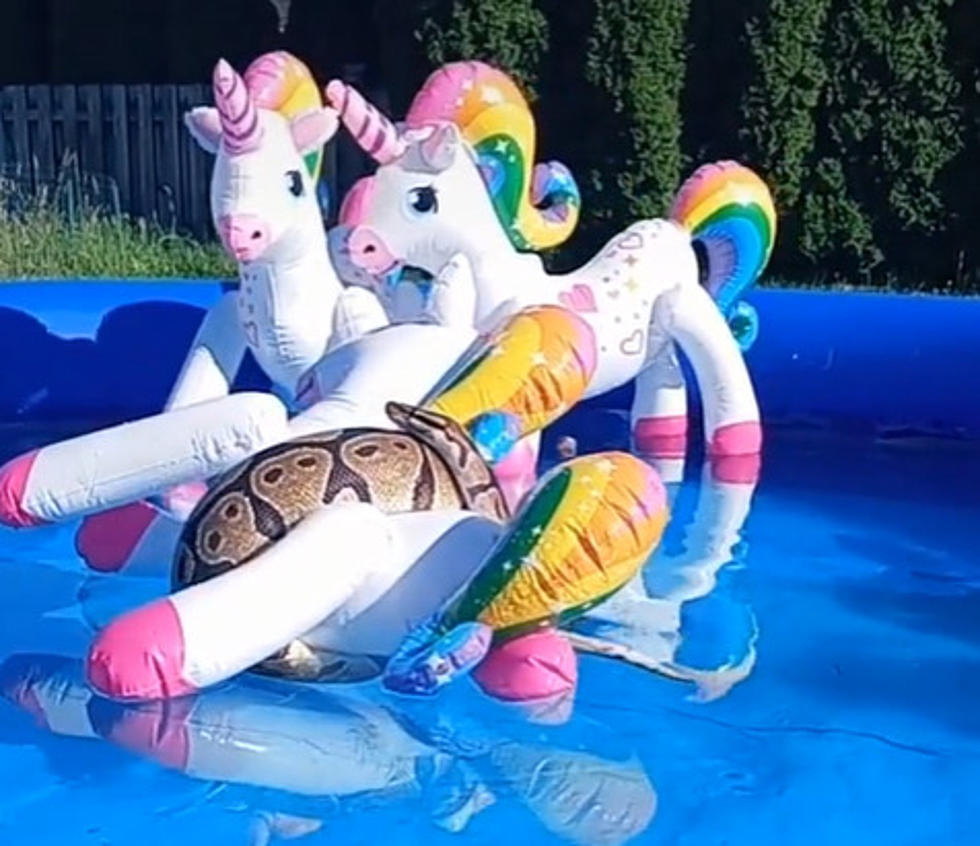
[171,402,510,681]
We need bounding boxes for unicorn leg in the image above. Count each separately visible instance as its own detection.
[164,291,246,412]
[87,503,394,701]
[76,505,183,576]
[0,393,288,529]
[661,284,762,456]
[326,284,389,353]
[424,253,478,328]
[383,452,669,696]
[424,306,595,503]
[472,627,579,710]
[631,343,689,474]
[87,507,491,701]
[71,391,288,573]
[65,293,248,567]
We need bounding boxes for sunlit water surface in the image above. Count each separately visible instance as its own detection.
[0,419,977,845]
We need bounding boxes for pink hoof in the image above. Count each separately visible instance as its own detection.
[87,599,196,702]
[0,450,45,528]
[474,628,578,703]
[709,421,762,457]
[633,416,688,458]
[94,698,193,770]
[76,502,158,573]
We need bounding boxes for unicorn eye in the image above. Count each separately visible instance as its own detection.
[406,186,438,216]
[286,170,304,197]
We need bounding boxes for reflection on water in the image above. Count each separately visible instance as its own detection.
[0,655,656,845]
[6,430,979,842]
[577,453,760,702]
[0,450,758,845]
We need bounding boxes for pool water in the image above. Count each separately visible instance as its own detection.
[0,420,977,845]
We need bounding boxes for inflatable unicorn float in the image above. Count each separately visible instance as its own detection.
[0,52,579,548]
[327,60,775,465]
[0,52,774,703]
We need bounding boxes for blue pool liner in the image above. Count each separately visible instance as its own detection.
[0,280,976,437]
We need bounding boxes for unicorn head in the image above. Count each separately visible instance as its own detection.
[185,54,338,264]
[329,62,581,282]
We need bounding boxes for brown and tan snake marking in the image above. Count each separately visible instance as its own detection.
[171,402,509,682]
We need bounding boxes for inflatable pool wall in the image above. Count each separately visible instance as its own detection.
[0,281,976,445]
[0,281,270,431]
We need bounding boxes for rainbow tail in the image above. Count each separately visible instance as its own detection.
[670,161,777,351]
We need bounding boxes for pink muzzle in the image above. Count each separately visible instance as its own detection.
[218,214,271,262]
[345,225,398,275]
[338,178,400,275]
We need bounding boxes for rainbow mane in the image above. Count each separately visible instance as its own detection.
[245,51,325,181]
[405,61,580,252]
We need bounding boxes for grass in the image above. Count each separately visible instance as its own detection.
[0,176,975,293]
[0,179,233,279]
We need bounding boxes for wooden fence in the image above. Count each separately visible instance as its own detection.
[0,83,343,238]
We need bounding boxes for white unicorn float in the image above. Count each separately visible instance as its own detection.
[0,54,361,542]
[0,53,769,710]
[0,54,668,705]
[328,61,776,468]
[0,53,543,561]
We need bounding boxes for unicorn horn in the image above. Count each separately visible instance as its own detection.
[213,58,262,154]
[325,79,405,164]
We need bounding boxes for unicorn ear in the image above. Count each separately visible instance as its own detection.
[290,107,339,155]
[420,123,460,171]
[184,107,222,154]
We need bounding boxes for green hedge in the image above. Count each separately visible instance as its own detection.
[2,0,974,290]
[377,0,977,293]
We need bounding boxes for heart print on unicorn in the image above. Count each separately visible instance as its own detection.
[328,60,776,464]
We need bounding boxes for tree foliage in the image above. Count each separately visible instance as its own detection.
[582,0,690,227]
[418,0,549,97]
[741,0,832,212]
[368,0,975,290]
[742,0,963,283]
[819,0,962,280]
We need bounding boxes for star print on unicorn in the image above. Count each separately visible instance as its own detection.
[328,60,776,464]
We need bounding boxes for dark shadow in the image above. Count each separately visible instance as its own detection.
[0,302,200,423]
[0,301,271,461]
